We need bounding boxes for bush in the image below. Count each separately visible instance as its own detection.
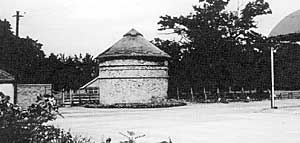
[0,92,95,143]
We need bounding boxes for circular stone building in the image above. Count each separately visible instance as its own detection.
[94,29,170,104]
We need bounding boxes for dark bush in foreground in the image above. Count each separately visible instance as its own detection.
[84,98,187,109]
[0,92,96,143]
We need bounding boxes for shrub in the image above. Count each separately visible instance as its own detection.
[0,92,95,143]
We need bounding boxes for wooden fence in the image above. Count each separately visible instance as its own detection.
[174,87,269,102]
[175,87,300,102]
[52,88,300,106]
[54,92,99,106]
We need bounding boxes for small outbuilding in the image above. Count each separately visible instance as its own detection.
[0,69,16,103]
[84,29,170,104]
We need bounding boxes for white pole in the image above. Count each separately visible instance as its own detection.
[271,47,275,108]
[62,91,65,106]
[190,87,194,102]
[177,87,180,100]
[203,87,207,100]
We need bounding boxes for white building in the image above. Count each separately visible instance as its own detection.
[82,29,170,104]
[0,69,15,103]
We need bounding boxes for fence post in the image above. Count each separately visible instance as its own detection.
[62,89,65,106]
[190,87,194,102]
[70,90,73,106]
[176,87,180,100]
[203,87,207,101]
[241,87,245,100]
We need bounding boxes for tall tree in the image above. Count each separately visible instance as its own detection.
[0,19,99,91]
[156,0,272,92]
[0,19,46,83]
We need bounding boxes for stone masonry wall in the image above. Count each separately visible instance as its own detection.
[17,84,52,108]
[98,59,168,104]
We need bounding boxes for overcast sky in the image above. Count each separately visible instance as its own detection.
[0,0,299,56]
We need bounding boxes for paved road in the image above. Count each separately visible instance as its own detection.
[52,99,300,143]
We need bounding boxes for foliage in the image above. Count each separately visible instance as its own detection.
[1,0,300,93]
[154,0,276,93]
[0,18,98,91]
[0,19,45,84]
[119,131,145,143]
[274,43,300,90]
[0,92,95,143]
[43,53,99,90]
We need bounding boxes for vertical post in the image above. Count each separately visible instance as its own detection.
[15,11,20,37]
[190,87,194,102]
[203,87,207,101]
[176,87,180,100]
[70,90,73,106]
[12,11,24,37]
[13,82,17,104]
[241,87,245,99]
[271,47,275,109]
[62,89,65,106]
[217,87,220,102]
[228,86,232,99]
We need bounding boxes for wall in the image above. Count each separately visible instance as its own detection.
[98,59,168,104]
[17,84,52,108]
[0,83,14,103]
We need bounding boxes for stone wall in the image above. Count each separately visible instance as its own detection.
[17,84,52,108]
[98,59,168,104]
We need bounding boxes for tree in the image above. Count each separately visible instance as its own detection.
[274,43,300,90]
[48,53,98,91]
[152,38,186,97]
[0,19,46,84]
[156,0,272,92]
[0,19,100,91]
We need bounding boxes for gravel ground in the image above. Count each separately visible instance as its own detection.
[52,99,300,143]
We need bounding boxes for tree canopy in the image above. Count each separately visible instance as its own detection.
[1,0,300,94]
[0,19,98,91]
[154,0,276,93]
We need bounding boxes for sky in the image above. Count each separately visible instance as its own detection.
[0,0,300,56]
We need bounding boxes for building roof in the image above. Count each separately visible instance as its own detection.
[269,9,300,37]
[80,77,99,89]
[0,69,15,83]
[96,29,170,60]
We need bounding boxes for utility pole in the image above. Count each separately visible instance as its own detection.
[12,11,24,37]
[270,46,276,109]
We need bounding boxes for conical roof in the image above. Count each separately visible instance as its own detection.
[96,29,170,60]
[0,69,14,83]
[269,10,300,37]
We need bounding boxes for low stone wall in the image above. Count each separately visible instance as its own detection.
[17,84,52,108]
